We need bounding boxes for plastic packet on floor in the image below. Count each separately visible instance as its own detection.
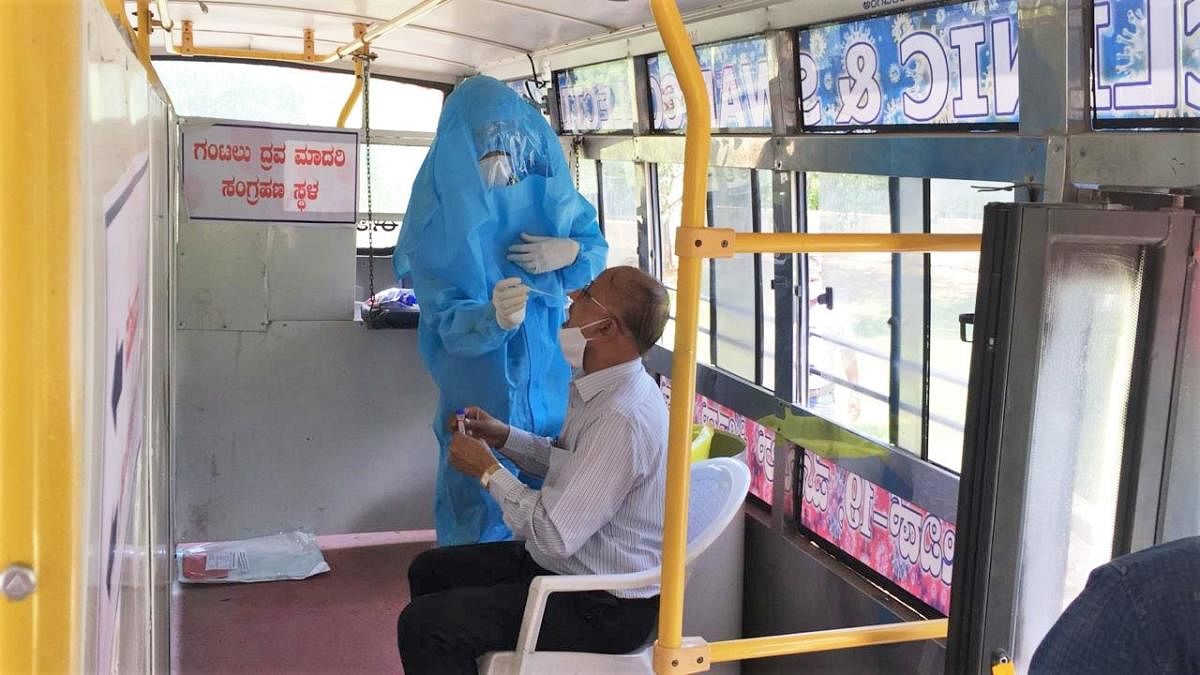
[177,531,331,584]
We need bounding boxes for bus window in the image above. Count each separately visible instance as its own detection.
[577,159,600,215]
[710,168,756,383]
[601,161,641,269]
[357,145,428,251]
[656,163,712,365]
[1013,242,1146,667]
[756,170,776,393]
[154,60,442,131]
[928,179,1013,471]
[804,172,892,444]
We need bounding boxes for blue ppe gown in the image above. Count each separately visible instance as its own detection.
[394,76,608,546]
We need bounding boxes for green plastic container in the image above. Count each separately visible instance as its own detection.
[708,427,747,458]
[690,424,714,462]
[690,424,746,462]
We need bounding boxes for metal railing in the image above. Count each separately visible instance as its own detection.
[648,1,974,671]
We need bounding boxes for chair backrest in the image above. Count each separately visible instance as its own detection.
[683,457,751,567]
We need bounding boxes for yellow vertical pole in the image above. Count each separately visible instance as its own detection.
[649,0,710,659]
[337,58,365,128]
[337,23,370,128]
[0,0,82,672]
[336,22,367,127]
[136,0,152,62]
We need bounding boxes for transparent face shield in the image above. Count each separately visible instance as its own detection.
[478,150,517,188]
[474,120,548,188]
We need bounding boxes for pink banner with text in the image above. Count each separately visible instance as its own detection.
[801,452,955,613]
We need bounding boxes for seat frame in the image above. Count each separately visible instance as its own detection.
[478,457,751,675]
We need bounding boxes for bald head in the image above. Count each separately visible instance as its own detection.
[595,266,670,355]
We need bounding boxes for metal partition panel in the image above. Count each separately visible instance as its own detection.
[1162,226,1200,541]
[948,204,1194,674]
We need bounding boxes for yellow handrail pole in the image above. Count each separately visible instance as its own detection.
[337,59,365,128]
[337,23,370,128]
[0,0,82,672]
[707,619,949,663]
[649,0,710,666]
[733,232,982,254]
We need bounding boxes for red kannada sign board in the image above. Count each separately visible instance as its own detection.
[182,122,359,224]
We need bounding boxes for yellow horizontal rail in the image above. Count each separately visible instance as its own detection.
[172,0,450,66]
[679,230,982,258]
[734,232,981,254]
[176,20,335,63]
[709,619,949,664]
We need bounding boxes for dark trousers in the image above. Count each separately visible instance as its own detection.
[396,542,659,674]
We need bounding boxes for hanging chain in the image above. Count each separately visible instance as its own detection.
[360,51,378,314]
[571,135,583,190]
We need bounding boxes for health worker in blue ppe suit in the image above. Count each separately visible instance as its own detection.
[394,76,608,546]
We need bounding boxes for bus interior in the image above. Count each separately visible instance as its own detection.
[1,0,1198,673]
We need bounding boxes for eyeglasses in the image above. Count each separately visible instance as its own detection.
[573,281,620,329]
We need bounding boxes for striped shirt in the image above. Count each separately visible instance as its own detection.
[487,358,668,598]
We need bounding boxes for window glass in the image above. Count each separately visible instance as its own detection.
[1093,0,1198,127]
[710,168,756,382]
[804,173,891,443]
[796,0,1019,129]
[356,144,428,250]
[757,170,776,393]
[657,164,711,365]
[555,60,635,133]
[928,179,1013,471]
[601,162,641,270]
[577,159,600,214]
[155,60,442,130]
[1014,243,1145,670]
[648,36,772,132]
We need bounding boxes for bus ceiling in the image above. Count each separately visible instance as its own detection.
[127,0,874,85]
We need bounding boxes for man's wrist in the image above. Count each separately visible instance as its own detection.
[479,462,502,488]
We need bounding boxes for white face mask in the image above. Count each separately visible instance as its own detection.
[558,318,608,369]
[479,152,516,188]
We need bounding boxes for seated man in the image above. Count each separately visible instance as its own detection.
[396,266,672,674]
[1029,536,1200,674]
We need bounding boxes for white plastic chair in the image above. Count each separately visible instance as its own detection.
[478,457,751,675]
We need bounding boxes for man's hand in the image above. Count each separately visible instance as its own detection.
[446,406,510,448]
[448,432,501,480]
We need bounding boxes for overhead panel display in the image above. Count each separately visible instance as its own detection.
[1093,0,1199,126]
[507,78,550,121]
[555,60,635,133]
[647,36,773,132]
[797,0,1020,129]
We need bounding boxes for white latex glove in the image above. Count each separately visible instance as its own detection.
[492,277,529,331]
[506,233,581,275]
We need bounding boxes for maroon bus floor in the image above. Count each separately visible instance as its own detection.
[172,539,434,674]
